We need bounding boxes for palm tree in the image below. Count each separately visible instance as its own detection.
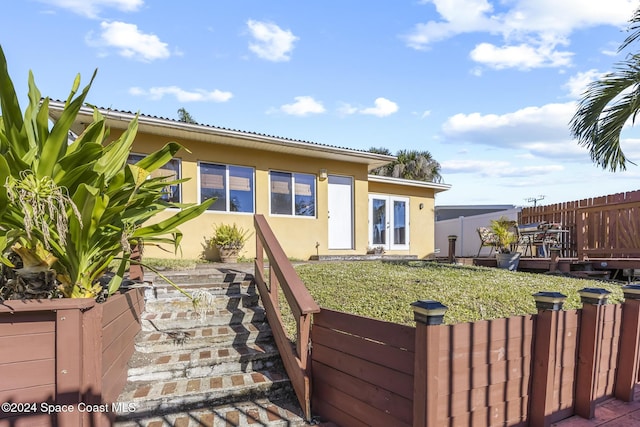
[369,147,443,183]
[177,107,197,124]
[570,6,640,171]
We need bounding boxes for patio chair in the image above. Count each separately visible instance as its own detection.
[476,227,497,257]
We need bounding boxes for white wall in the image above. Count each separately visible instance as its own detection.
[434,208,521,257]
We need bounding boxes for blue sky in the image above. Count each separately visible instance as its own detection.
[3,0,640,206]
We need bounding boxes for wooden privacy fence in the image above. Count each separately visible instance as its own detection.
[0,287,144,427]
[519,189,640,259]
[310,287,640,427]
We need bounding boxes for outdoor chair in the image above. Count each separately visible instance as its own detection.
[476,227,498,257]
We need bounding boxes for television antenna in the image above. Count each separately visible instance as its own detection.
[525,195,545,207]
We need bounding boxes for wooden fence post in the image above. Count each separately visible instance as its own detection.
[56,308,84,427]
[447,235,457,264]
[574,288,611,419]
[529,291,567,427]
[614,284,640,401]
[411,300,448,427]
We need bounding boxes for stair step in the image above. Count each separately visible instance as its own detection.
[141,306,267,330]
[134,322,273,353]
[127,342,282,382]
[145,280,256,300]
[113,397,309,427]
[144,292,260,313]
[116,370,293,419]
[147,269,253,286]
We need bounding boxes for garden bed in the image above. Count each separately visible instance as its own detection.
[0,287,144,427]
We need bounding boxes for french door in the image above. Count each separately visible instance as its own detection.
[368,195,409,250]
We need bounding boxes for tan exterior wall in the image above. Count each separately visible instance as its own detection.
[115,129,438,261]
[367,181,437,259]
[128,131,372,260]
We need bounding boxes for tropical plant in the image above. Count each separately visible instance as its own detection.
[0,45,214,299]
[570,6,640,171]
[369,147,443,183]
[489,216,518,254]
[208,223,251,250]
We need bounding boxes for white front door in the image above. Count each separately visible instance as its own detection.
[369,195,409,250]
[328,175,353,249]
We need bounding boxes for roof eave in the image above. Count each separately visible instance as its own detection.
[368,174,451,193]
[48,101,396,170]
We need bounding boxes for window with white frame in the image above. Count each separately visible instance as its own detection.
[127,153,181,203]
[199,163,254,213]
[270,171,315,217]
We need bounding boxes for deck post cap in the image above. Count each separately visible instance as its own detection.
[578,288,611,306]
[622,284,640,300]
[411,300,448,325]
[532,291,567,311]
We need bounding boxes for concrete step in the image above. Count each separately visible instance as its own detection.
[126,342,282,382]
[113,397,311,426]
[144,291,260,313]
[141,306,267,330]
[145,279,256,300]
[134,322,274,353]
[146,269,253,286]
[115,370,293,419]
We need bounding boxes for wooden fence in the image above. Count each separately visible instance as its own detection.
[310,288,640,427]
[519,189,640,258]
[0,287,144,427]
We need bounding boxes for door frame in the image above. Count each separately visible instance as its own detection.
[368,194,410,251]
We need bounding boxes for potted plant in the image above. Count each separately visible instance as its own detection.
[209,223,251,263]
[489,216,521,271]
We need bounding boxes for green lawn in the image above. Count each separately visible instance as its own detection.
[293,261,624,325]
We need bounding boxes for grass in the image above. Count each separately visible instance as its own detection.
[292,260,624,325]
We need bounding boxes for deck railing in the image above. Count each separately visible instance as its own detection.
[253,214,320,420]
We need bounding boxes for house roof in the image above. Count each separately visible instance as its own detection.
[368,174,451,193]
[47,101,396,171]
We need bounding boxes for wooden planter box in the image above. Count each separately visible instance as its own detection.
[0,287,144,427]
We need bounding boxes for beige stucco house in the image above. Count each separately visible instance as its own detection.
[50,102,450,261]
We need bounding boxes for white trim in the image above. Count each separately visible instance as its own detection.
[268,170,317,218]
[368,174,451,193]
[198,161,255,213]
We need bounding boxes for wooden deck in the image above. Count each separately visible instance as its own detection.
[471,256,640,281]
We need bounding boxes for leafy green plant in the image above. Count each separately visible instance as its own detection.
[0,45,214,299]
[208,223,251,250]
[490,216,518,254]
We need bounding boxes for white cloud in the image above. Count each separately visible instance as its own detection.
[91,21,169,61]
[360,98,399,117]
[563,69,603,99]
[405,0,637,70]
[278,96,325,116]
[247,20,298,62]
[442,102,575,147]
[129,86,233,102]
[470,42,572,70]
[40,0,142,18]
[441,102,597,161]
[336,98,399,117]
